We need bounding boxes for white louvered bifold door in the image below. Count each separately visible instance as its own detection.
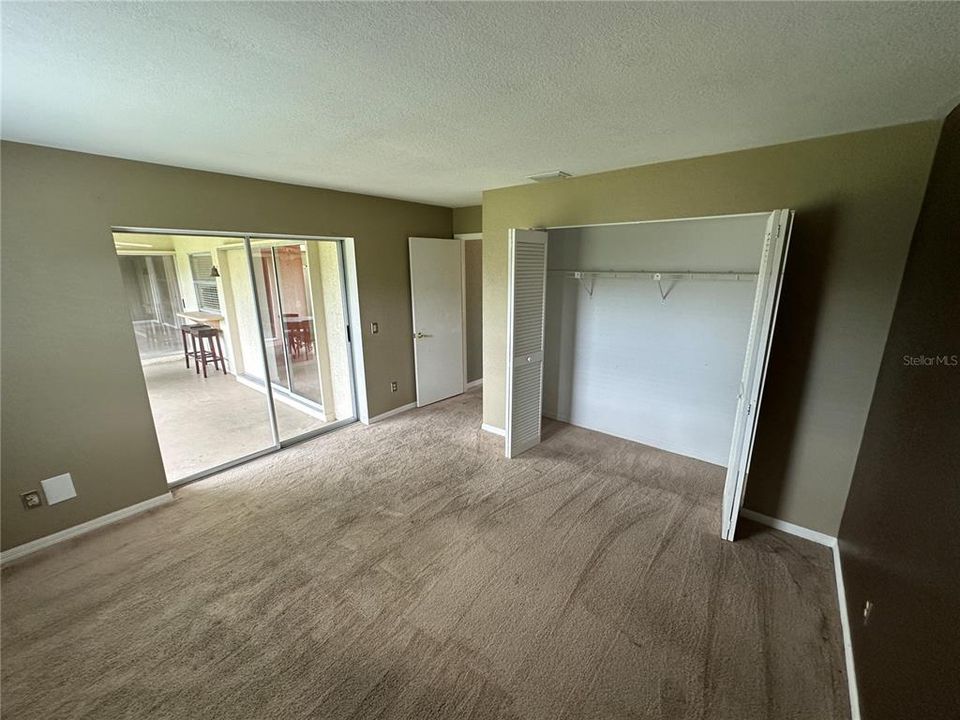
[721,209,794,540]
[505,229,548,458]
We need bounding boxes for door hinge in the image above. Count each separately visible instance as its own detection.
[346,325,351,343]
[746,402,753,416]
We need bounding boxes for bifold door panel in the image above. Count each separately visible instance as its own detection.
[505,229,548,458]
[721,209,794,540]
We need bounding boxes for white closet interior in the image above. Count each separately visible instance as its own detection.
[543,214,768,465]
[503,209,793,540]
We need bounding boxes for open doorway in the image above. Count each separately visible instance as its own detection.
[113,231,357,484]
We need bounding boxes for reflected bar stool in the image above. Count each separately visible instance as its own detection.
[187,325,227,378]
[180,323,209,369]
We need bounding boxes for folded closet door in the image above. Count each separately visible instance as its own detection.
[722,209,794,540]
[505,229,548,458]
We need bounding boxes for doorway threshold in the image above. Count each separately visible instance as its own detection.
[166,415,357,489]
[234,373,329,420]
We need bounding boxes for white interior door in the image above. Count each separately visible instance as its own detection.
[722,209,794,540]
[409,237,465,407]
[505,229,548,458]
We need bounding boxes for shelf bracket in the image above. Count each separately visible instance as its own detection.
[573,271,594,297]
[654,272,668,302]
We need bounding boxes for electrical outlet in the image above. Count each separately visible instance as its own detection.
[20,491,43,510]
[390,381,398,392]
[370,322,379,334]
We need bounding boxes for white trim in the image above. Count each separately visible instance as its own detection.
[739,509,835,547]
[461,238,468,393]
[481,423,506,437]
[343,239,370,424]
[455,234,481,392]
[467,378,483,389]
[833,541,862,720]
[0,493,174,566]
[112,226,349,242]
[740,509,861,720]
[364,401,417,425]
[115,249,177,256]
[543,211,769,231]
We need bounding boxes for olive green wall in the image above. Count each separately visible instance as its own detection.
[452,205,482,235]
[454,205,484,383]
[464,239,483,383]
[0,141,451,550]
[482,122,939,535]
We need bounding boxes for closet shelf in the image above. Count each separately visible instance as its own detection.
[550,269,759,299]
[551,269,758,280]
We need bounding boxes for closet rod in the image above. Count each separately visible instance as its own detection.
[552,269,759,300]
[552,270,758,281]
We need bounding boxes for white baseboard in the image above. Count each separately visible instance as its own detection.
[832,541,862,720]
[0,492,175,566]
[365,401,417,425]
[740,508,860,719]
[481,423,505,437]
[466,378,483,389]
[739,508,836,547]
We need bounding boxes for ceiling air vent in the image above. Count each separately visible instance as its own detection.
[527,170,572,183]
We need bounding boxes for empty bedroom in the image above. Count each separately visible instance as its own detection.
[1,3,958,719]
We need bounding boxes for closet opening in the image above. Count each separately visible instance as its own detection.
[504,211,793,539]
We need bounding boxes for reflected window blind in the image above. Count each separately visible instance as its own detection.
[189,253,221,312]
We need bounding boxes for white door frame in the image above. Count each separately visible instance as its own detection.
[409,237,467,403]
[112,226,363,487]
[454,233,481,390]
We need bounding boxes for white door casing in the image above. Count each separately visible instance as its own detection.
[409,237,465,407]
[505,229,549,458]
[721,209,794,540]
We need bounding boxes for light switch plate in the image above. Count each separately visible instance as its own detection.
[41,473,77,505]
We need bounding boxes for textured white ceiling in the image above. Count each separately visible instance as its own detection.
[3,2,959,207]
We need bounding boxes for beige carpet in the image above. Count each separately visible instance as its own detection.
[0,389,850,719]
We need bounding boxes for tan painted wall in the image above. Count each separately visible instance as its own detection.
[453,205,482,235]
[482,122,939,535]
[0,141,450,550]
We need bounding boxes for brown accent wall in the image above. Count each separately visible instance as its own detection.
[838,108,960,717]
[0,142,451,550]
[482,122,940,534]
